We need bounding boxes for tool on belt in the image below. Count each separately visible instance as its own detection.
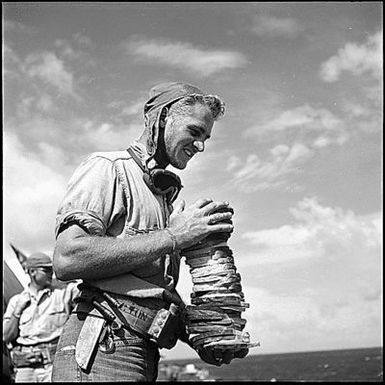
[73,283,185,371]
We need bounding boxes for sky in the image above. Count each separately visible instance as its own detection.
[2,2,383,361]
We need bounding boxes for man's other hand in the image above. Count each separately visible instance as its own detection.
[197,346,249,366]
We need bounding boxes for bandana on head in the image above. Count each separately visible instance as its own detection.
[143,82,204,165]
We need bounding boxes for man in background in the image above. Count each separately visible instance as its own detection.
[3,252,79,382]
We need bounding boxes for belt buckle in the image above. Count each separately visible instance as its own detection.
[147,308,171,341]
[147,308,179,349]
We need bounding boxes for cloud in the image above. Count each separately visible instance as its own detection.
[4,56,142,160]
[243,104,354,155]
[226,142,313,192]
[3,121,136,256]
[320,30,383,82]
[78,120,141,151]
[3,19,36,35]
[126,36,247,76]
[35,93,55,113]
[4,37,93,107]
[240,197,381,265]
[244,104,342,136]
[251,14,304,38]
[108,99,144,119]
[240,285,381,354]
[3,131,68,253]
[243,95,380,154]
[233,199,382,353]
[72,32,93,48]
[341,101,371,118]
[23,51,80,98]
[3,43,22,78]
[54,34,95,68]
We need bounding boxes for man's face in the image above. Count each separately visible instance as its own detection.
[32,267,53,288]
[164,103,214,169]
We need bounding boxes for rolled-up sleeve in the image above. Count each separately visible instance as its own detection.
[55,155,126,238]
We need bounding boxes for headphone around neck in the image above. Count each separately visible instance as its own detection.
[127,147,183,205]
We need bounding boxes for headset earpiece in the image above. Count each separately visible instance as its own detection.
[127,147,182,204]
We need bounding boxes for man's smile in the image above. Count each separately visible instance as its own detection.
[183,148,195,158]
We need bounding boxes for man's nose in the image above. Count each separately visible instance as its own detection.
[193,140,205,152]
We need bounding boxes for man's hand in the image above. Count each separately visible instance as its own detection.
[168,198,234,251]
[14,292,31,316]
[197,346,249,366]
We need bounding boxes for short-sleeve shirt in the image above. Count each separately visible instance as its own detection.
[55,142,181,302]
[3,282,79,346]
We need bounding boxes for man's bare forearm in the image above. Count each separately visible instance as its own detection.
[54,199,234,282]
[54,225,174,281]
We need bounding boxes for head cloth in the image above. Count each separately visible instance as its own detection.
[143,82,204,164]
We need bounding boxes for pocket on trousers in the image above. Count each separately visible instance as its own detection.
[52,345,80,382]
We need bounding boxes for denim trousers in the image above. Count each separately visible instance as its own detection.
[52,312,160,382]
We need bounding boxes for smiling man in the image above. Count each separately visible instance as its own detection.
[51,82,247,382]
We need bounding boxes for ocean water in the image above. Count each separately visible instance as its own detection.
[158,347,383,382]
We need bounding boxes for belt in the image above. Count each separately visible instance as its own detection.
[16,338,59,350]
[12,339,59,367]
[73,295,158,337]
[72,285,184,371]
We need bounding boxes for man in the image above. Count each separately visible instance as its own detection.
[52,82,248,382]
[3,252,79,382]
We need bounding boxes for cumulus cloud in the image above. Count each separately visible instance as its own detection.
[54,34,95,70]
[72,32,93,48]
[3,19,36,35]
[243,96,380,154]
[126,36,247,76]
[226,143,313,192]
[3,132,68,252]
[243,104,353,154]
[235,199,382,353]
[35,93,55,113]
[244,104,342,136]
[241,197,381,265]
[3,43,24,80]
[108,99,144,119]
[341,101,371,118]
[240,284,381,354]
[23,51,80,98]
[320,30,383,82]
[5,85,141,161]
[251,14,304,38]
[78,120,141,151]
